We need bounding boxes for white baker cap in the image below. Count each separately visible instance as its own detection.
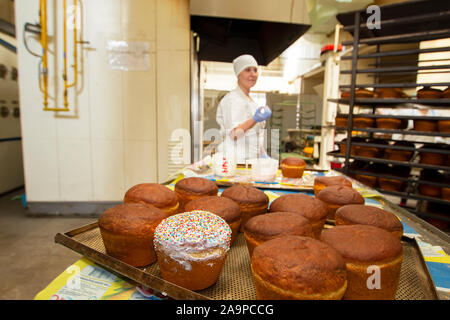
[233,54,258,76]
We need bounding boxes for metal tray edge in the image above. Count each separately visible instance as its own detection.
[403,236,440,300]
[54,232,211,300]
[55,226,440,300]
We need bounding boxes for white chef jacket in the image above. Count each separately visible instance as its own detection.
[216,86,266,163]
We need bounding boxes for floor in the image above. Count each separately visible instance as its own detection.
[0,188,96,300]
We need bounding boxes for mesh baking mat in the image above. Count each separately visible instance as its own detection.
[70,228,436,300]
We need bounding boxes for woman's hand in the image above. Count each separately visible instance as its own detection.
[229,106,271,140]
[253,106,272,122]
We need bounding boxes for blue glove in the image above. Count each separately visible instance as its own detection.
[253,106,272,123]
[260,151,270,159]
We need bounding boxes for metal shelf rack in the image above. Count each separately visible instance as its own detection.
[330,0,450,226]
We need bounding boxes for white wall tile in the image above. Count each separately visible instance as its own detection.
[122,0,156,43]
[55,109,91,140]
[86,0,123,35]
[156,49,191,182]
[122,54,157,141]
[91,140,124,201]
[156,0,190,51]
[58,139,93,201]
[22,138,60,201]
[19,87,58,140]
[87,48,124,140]
[123,140,158,191]
[86,0,124,141]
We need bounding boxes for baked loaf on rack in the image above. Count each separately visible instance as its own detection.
[98,203,168,267]
[320,225,403,300]
[384,141,415,162]
[443,86,450,99]
[339,137,367,156]
[376,117,408,130]
[374,88,406,99]
[335,115,348,127]
[377,164,410,192]
[280,157,306,178]
[244,212,313,257]
[269,193,327,239]
[353,115,375,128]
[419,143,449,166]
[185,195,241,244]
[442,174,450,201]
[417,87,443,99]
[316,185,365,220]
[355,138,388,158]
[174,177,219,212]
[221,184,269,232]
[335,204,403,239]
[418,169,444,198]
[438,119,450,133]
[413,119,438,132]
[340,89,374,99]
[251,236,347,300]
[313,175,353,196]
[154,210,231,291]
[124,183,179,216]
[442,187,450,200]
[349,161,379,188]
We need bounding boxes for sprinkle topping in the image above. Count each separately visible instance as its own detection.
[154,210,232,251]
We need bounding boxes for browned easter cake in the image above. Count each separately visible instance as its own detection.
[251,236,347,300]
[124,183,179,216]
[269,193,327,239]
[313,175,353,197]
[98,203,168,267]
[335,204,403,239]
[174,177,218,211]
[320,225,403,300]
[221,184,269,232]
[316,185,365,220]
[244,211,313,256]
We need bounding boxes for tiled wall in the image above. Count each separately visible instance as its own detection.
[15,0,190,203]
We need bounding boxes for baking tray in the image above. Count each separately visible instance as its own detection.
[213,180,314,192]
[181,166,318,192]
[55,222,439,300]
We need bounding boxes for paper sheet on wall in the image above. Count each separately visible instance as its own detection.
[107,40,150,71]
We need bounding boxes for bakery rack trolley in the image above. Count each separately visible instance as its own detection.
[327,0,450,226]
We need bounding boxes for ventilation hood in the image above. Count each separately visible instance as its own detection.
[191,15,311,66]
[190,0,311,66]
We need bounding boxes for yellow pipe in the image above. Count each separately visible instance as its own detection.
[38,62,44,93]
[43,107,70,112]
[40,0,76,112]
[66,0,78,89]
[43,0,48,106]
[40,0,49,107]
[38,1,43,94]
[63,0,68,107]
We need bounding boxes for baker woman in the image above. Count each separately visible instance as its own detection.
[216,54,272,163]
